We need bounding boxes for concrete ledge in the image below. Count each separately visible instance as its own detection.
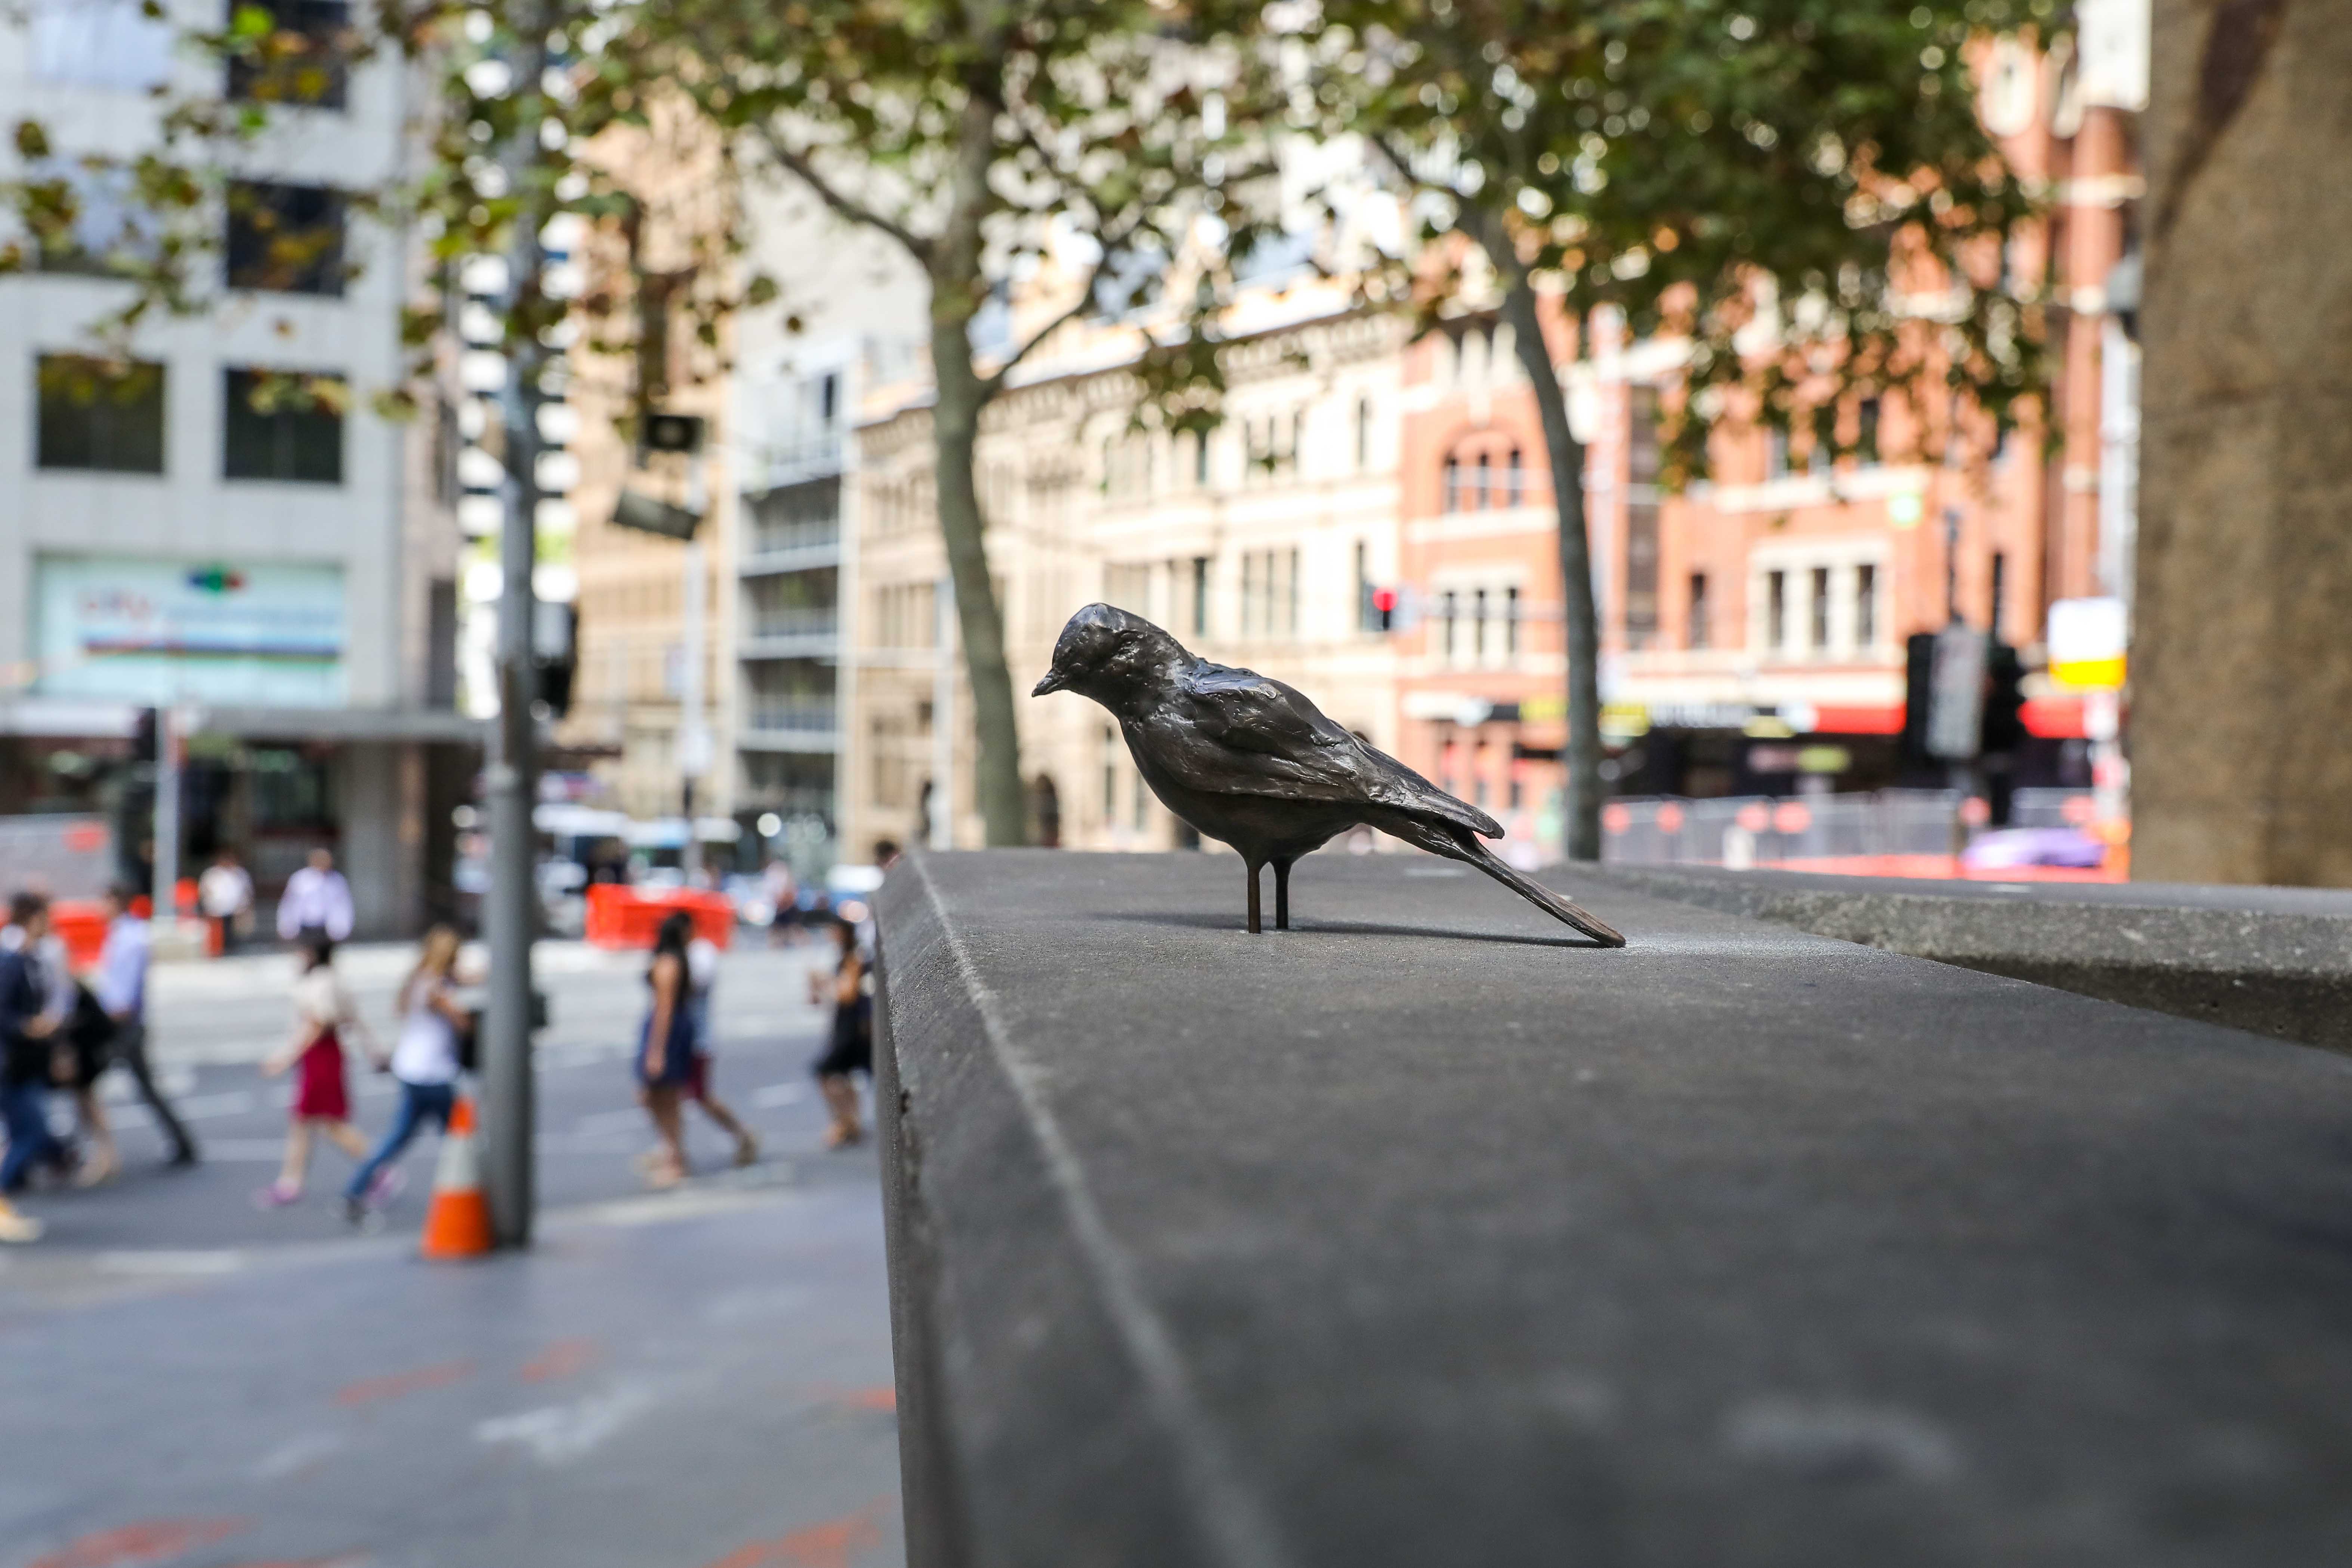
[877,850,2352,1567]
[1578,863,2352,1052]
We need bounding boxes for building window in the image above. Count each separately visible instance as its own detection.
[223,368,345,483]
[1505,447,1525,506]
[225,181,345,294]
[1766,570,1787,651]
[1102,727,1118,820]
[1354,541,1373,634]
[1855,564,1877,648]
[1765,427,1789,481]
[1474,452,1492,509]
[1355,396,1372,469]
[1287,546,1301,638]
[1505,586,1520,656]
[1441,590,1459,663]
[1193,431,1209,487]
[1689,572,1710,650]
[1857,397,1882,464]
[1809,567,1831,652]
[1191,556,1209,637]
[27,0,173,90]
[24,160,163,277]
[226,0,353,109]
[36,354,166,473]
[1442,455,1462,513]
[1473,588,1489,662]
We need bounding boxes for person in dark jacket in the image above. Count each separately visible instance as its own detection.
[1,893,68,1202]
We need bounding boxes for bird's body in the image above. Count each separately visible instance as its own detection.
[1034,605,1624,945]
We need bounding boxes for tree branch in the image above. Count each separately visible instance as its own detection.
[752,124,931,266]
[978,256,1108,397]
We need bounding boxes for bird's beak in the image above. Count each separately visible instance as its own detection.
[1031,670,1067,697]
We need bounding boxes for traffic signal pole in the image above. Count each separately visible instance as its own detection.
[482,5,556,1249]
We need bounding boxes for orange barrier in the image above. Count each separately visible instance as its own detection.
[420,1095,494,1260]
[49,902,109,967]
[584,885,734,951]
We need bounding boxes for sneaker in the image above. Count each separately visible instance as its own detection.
[366,1166,407,1207]
[251,1179,302,1210]
[0,1209,41,1244]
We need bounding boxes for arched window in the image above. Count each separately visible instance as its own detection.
[1505,447,1525,506]
[1474,451,1491,509]
[1354,396,1373,469]
[1442,455,1462,513]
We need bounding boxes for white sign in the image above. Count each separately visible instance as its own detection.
[34,556,346,707]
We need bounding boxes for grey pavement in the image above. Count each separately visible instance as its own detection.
[1,935,905,1568]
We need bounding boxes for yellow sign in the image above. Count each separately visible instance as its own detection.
[1519,694,1567,724]
[2050,656,2126,689]
[1598,700,1648,738]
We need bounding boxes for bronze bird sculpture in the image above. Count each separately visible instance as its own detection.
[1031,604,1626,945]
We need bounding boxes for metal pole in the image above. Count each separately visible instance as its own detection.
[482,9,554,1249]
[931,576,954,851]
[680,533,707,882]
[151,705,179,925]
[1942,505,1962,626]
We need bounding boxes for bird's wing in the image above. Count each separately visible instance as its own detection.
[1142,662,1502,838]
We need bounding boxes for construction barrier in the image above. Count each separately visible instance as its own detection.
[584,884,734,951]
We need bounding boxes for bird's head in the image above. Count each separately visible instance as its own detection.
[1032,604,1183,707]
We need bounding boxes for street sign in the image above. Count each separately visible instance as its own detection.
[610,488,703,541]
[1926,623,1988,760]
[2047,596,2128,688]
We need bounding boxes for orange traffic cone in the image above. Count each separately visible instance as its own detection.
[419,1095,494,1260]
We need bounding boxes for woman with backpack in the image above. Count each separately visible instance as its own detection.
[343,924,472,1225]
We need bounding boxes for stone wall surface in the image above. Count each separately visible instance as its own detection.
[1579,862,2352,1051]
[876,849,2352,1568]
[2135,0,2352,884]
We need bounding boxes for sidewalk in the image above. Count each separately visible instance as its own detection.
[0,1173,905,1568]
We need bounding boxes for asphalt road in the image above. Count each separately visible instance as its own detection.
[0,933,906,1568]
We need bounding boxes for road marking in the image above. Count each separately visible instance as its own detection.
[93,1250,249,1276]
[27,1518,251,1568]
[518,1336,600,1383]
[334,1358,475,1407]
[695,1501,888,1568]
[176,1090,258,1120]
[252,1430,347,1479]
[474,1379,664,1463]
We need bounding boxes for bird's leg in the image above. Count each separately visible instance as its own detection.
[1245,859,1262,935]
[1273,858,1292,931]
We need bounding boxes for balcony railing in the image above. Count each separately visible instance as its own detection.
[744,607,839,642]
[746,516,841,559]
[744,700,839,735]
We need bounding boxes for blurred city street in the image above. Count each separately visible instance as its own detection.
[0,940,905,1568]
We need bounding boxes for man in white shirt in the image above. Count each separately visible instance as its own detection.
[198,849,254,955]
[276,847,355,942]
[89,884,197,1167]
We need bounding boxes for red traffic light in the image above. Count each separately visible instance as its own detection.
[1371,587,1398,613]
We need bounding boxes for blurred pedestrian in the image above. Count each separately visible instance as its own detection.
[276,847,355,944]
[634,913,696,1188]
[761,857,798,946]
[0,893,69,1212]
[84,883,198,1168]
[254,930,375,1208]
[343,924,471,1226]
[199,849,254,956]
[808,916,872,1149]
[676,914,758,1167]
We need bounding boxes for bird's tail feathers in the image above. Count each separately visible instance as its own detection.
[1382,814,1627,947]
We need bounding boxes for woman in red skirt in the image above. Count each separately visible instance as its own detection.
[255,930,377,1208]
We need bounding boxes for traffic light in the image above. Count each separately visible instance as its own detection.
[1981,640,2026,756]
[1899,632,1936,769]
[132,707,158,764]
[1371,586,1398,633]
[533,602,577,718]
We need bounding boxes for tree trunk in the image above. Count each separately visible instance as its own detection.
[928,315,1030,846]
[1497,280,1605,862]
